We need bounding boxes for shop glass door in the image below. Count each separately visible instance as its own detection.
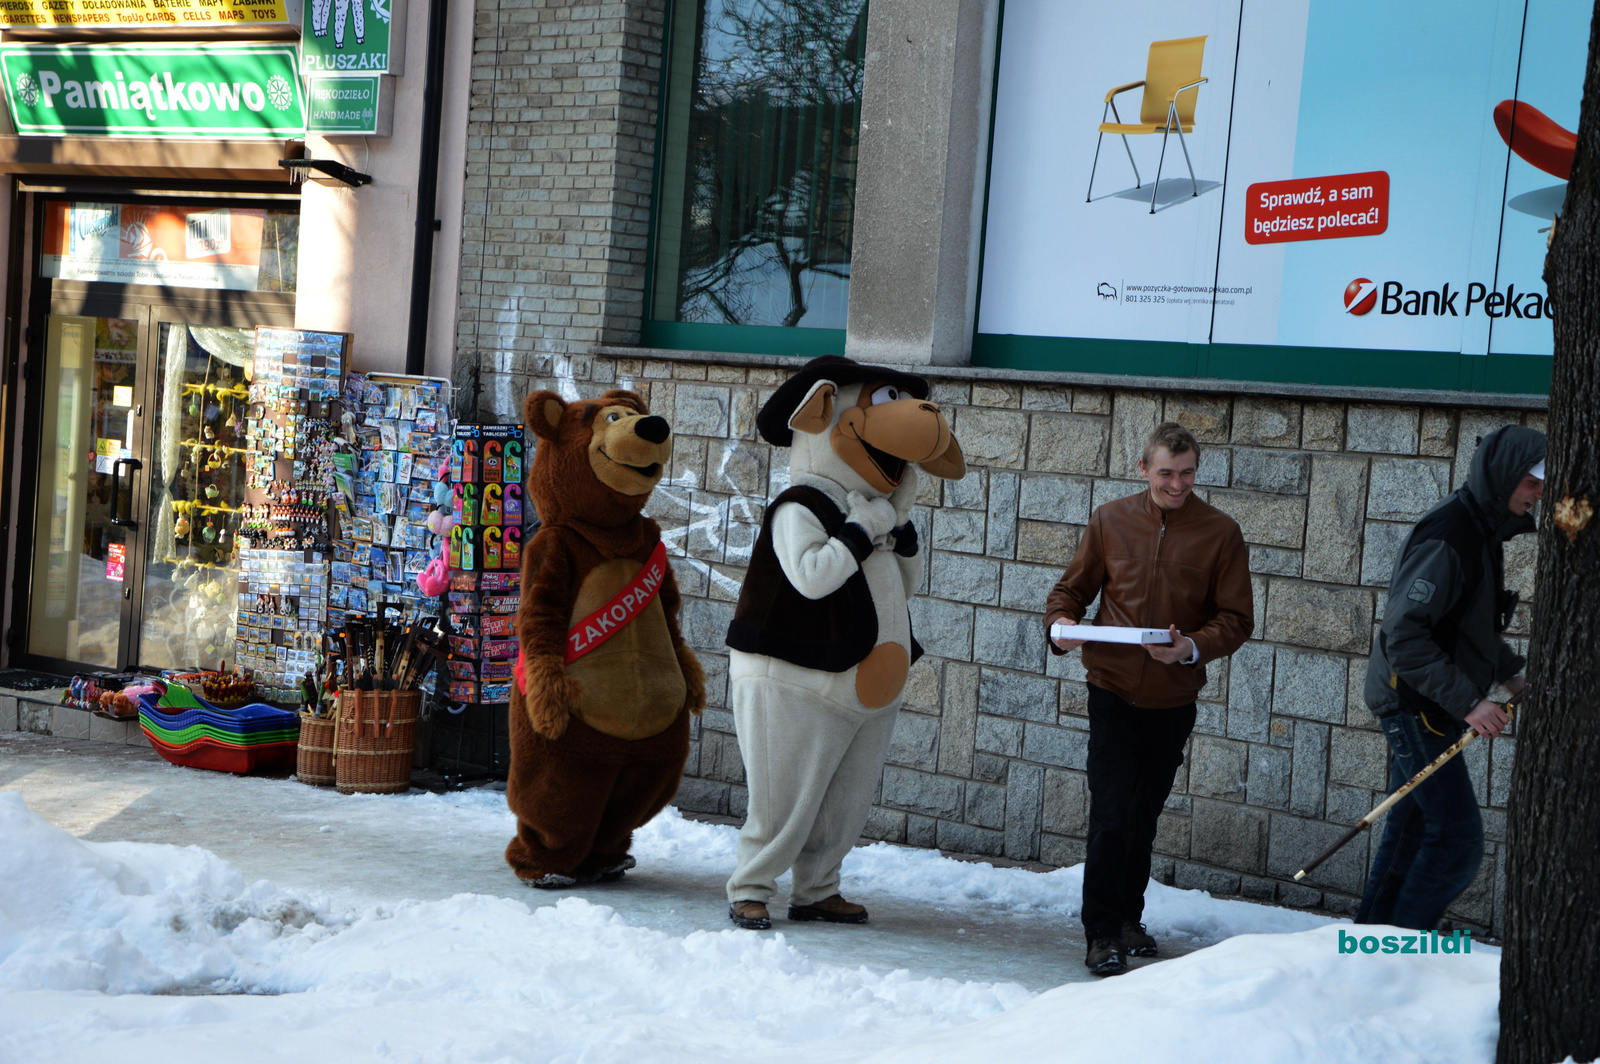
[20,195,298,675]
[136,319,258,671]
[26,313,148,668]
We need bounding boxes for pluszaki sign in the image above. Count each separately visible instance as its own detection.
[0,44,304,138]
[302,0,393,73]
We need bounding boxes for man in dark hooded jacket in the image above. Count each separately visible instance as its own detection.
[1356,423,1545,930]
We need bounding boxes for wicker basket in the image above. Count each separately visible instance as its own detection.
[296,711,338,786]
[335,689,419,795]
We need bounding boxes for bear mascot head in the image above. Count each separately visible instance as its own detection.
[524,388,674,541]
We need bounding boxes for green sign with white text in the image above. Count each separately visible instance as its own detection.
[0,43,304,138]
[306,75,379,134]
[302,0,392,73]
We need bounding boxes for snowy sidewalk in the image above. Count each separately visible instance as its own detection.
[0,732,1503,1063]
[0,732,1210,989]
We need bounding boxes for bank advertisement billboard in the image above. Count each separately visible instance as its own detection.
[978,0,1589,388]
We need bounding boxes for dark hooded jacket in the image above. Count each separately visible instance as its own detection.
[1364,424,1545,722]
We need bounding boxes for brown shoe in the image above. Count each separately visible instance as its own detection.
[729,900,772,930]
[1121,921,1158,957]
[787,894,869,924]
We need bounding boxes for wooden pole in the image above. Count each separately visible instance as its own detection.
[1293,695,1521,882]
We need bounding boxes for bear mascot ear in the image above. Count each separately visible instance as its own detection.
[788,380,836,436]
[597,389,649,414]
[525,390,567,441]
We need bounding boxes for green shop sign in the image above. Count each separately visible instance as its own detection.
[0,44,305,138]
[306,74,389,135]
[302,0,394,74]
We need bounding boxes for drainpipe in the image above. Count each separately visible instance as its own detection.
[405,0,450,375]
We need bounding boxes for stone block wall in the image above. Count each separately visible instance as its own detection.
[491,350,1544,933]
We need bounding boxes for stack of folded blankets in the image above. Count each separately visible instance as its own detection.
[137,684,300,774]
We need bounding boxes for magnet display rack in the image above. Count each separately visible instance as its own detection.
[233,327,348,690]
[443,424,526,708]
[428,423,530,785]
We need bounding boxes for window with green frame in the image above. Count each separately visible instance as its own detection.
[646,0,867,354]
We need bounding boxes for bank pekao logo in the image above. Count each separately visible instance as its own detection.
[14,72,38,106]
[266,75,293,110]
[1344,278,1378,315]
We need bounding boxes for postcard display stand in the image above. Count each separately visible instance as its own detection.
[233,328,347,693]
[331,373,454,642]
[444,425,526,709]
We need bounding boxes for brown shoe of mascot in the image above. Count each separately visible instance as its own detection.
[506,388,706,889]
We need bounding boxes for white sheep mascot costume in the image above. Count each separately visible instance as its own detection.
[723,355,966,929]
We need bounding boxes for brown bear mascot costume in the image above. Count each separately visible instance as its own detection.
[506,388,705,888]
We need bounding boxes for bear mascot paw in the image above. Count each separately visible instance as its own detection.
[518,653,584,741]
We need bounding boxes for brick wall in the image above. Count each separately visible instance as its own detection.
[456,0,666,412]
[499,350,1542,934]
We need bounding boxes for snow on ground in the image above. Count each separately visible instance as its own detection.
[416,787,1331,945]
[0,786,1503,1063]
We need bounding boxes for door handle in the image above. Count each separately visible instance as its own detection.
[110,457,142,528]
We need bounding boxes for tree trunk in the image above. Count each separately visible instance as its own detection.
[1497,5,1600,1062]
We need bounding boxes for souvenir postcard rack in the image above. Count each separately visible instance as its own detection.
[231,327,348,694]
[329,372,454,653]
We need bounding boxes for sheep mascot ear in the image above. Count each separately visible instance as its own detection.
[787,380,836,437]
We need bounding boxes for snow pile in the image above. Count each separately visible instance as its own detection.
[0,794,1028,1062]
[866,926,1500,1064]
[0,790,1500,1064]
[0,792,347,995]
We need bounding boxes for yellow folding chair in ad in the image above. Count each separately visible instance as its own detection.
[1086,35,1208,214]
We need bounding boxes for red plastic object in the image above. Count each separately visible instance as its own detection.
[142,730,299,774]
[1494,99,1576,180]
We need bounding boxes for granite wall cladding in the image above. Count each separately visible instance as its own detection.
[496,352,1543,934]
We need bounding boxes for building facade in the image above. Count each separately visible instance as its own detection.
[0,0,473,677]
[452,0,1561,933]
[0,0,1561,935]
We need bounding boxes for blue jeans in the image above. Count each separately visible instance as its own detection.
[1355,710,1484,930]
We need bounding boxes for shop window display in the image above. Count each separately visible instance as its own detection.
[138,324,259,671]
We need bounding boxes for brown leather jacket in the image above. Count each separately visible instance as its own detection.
[1043,490,1254,708]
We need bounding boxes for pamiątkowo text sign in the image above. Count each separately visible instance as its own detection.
[0,44,305,138]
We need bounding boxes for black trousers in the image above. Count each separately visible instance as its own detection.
[1081,683,1196,940]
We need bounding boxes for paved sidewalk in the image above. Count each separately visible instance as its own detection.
[0,732,1208,989]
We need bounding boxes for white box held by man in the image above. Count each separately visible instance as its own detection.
[1049,623,1173,645]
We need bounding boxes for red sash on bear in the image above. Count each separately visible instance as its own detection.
[563,540,669,663]
[514,540,669,695]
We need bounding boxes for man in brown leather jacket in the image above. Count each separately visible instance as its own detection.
[1043,422,1253,976]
